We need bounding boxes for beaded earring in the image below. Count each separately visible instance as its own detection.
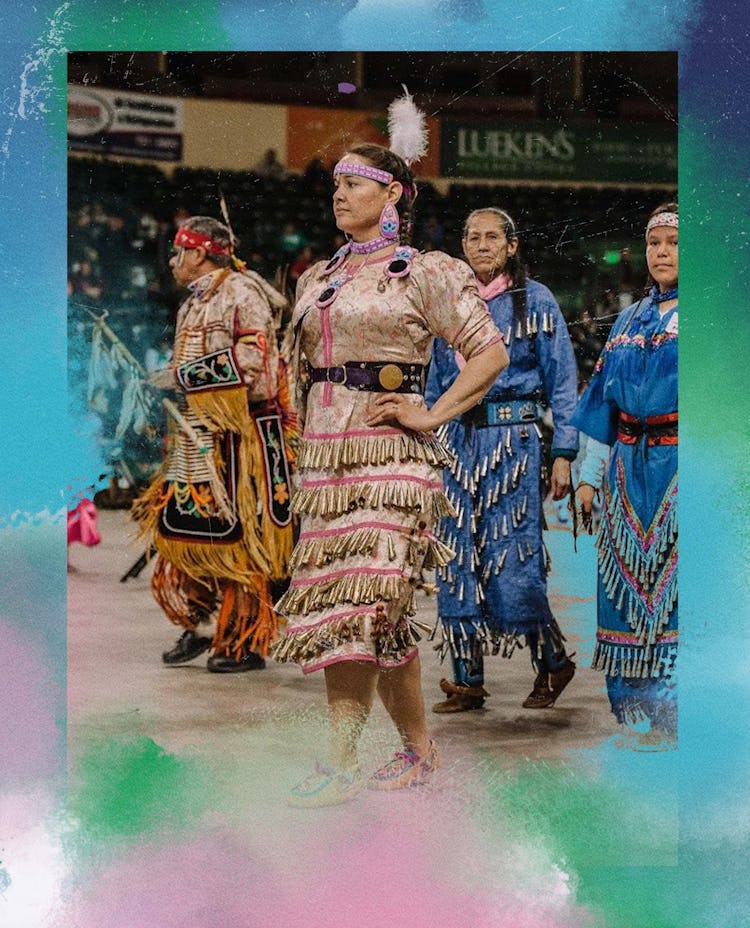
[379,202,400,241]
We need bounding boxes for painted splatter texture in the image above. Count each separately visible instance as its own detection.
[1,1,749,927]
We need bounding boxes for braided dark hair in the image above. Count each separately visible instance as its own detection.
[345,143,417,245]
[463,207,527,334]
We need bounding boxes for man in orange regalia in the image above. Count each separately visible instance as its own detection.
[133,216,297,672]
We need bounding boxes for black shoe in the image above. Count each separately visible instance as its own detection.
[162,630,212,665]
[206,650,266,673]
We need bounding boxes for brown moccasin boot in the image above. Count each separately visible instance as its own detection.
[432,678,489,713]
[522,658,576,709]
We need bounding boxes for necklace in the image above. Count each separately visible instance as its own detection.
[349,234,395,255]
[315,252,373,308]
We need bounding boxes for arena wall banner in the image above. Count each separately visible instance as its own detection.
[441,119,677,183]
[67,84,183,161]
[287,105,441,176]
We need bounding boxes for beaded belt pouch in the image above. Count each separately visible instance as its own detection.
[464,399,539,428]
[307,361,426,394]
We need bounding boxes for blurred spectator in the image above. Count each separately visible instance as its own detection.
[418,213,445,250]
[91,201,109,240]
[289,245,315,287]
[133,210,160,260]
[244,249,272,279]
[69,259,105,304]
[571,308,607,382]
[254,148,286,180]
[302,155,331,196]
[277,221,308,261]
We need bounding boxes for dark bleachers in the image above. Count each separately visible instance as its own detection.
[69,155,675,380]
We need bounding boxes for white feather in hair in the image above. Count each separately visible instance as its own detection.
[387,85,429,166]
[218,192,238,248]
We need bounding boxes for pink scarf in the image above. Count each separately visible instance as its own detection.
[454,273,512,369]
[476,272,512,302]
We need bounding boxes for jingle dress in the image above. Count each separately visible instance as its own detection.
[572,292,678,730]
[273,250,501,673]
[425,278,579,666]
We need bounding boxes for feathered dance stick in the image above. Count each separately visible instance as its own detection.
[387,84,429,166]
[81,306,234,521]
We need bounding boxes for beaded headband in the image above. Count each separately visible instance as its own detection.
[333,161,394,185]
[174,226,231,255]
[645,212,678,236]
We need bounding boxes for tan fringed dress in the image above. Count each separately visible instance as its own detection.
[273,249,501,673]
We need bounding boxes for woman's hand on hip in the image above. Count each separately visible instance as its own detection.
[365,394,436,432]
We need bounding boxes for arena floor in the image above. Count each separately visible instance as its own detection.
[68,508,616,778]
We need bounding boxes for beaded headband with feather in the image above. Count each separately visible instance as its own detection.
[333,86,429,189]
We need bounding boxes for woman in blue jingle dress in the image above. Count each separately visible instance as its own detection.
[574,202,678,749]
[426,207,579,713]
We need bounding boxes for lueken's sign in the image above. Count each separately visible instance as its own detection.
[442,119,677,184]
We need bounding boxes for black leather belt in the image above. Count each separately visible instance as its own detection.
[307,361,426,394]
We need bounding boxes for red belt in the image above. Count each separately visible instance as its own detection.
[617,411,678,446]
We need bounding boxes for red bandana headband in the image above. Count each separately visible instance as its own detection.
[173,226,231,255]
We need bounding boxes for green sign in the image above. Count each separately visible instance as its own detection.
[441,119,677,184]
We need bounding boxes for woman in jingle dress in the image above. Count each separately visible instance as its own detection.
[426,207,579,715]
[273,143,508,805]
[573,202,678,749]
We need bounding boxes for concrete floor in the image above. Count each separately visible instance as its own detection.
[67,508,617,773]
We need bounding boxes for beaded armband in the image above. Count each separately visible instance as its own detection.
[175,348,243,392]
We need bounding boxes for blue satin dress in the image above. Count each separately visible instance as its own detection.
[572,289,678,733]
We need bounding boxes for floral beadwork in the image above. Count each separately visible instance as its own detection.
[176,347,242,392]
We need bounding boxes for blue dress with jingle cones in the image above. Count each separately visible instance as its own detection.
[426,278,579,682]
[572,290,678,733]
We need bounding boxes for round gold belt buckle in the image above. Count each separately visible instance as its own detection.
[378,364,404,391]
